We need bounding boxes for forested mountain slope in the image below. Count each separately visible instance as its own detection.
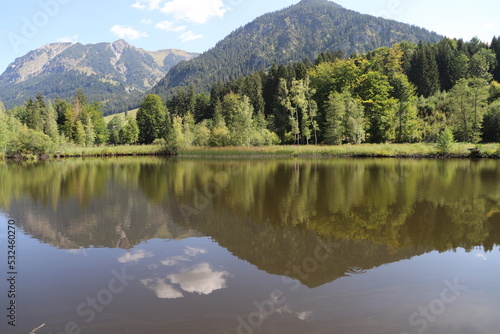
[151,0,442,99]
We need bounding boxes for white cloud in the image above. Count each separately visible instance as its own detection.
[180,31,203,42]
[155,20,186,32]
[476,253,487,261]
[184,246,207,257]
[167,263,229,295]
[161,255,191,266]
[297,311,313,321]
[277,306,313,321]
[132,0,163,11]
[118,249,153,263]
[57,34,79,43]
[110,25,148,40]
[66,248,87,256]
[141,278,184,299]
[161,0,227,24]
[141,19,154,25]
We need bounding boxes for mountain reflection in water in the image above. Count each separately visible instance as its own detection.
[1,157,499,334]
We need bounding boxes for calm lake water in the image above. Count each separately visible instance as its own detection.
[0,157,499,334]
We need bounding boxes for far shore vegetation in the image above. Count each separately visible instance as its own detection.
[4,143,500,160]
[2,38,500,160]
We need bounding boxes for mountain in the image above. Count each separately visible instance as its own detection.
[0,40,198,114]
[152,0,443,99]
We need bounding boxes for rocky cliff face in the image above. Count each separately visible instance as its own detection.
[0,40,199,114]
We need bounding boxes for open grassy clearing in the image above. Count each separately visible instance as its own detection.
[103,108,138,122]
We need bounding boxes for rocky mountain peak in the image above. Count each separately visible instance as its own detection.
[0,41,199,114]
[110,39,132,54]
[2,42,74,84]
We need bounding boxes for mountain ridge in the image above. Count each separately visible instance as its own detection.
[0,40,199,114]
[151,0,443,99]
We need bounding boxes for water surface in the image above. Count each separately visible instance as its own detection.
[0,158,499,334]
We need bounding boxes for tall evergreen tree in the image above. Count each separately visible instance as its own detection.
[25,98,42,132]
[436,39,457,91]
[491,36,500,82]
[43,103,60,143]
[449,78,489,143]
[274,78,293,143]
[410,42,440,97]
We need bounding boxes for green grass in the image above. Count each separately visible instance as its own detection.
[178,143,500,158]
[55,143,167,157]
[103,108,138,123]
[7,143,500,159]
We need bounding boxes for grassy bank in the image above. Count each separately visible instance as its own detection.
[54,144,167,157]
[178,143,500,158]
[4,143,500,160]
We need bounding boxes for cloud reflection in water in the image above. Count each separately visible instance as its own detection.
[168,262,230,295]
[140,278,184,299]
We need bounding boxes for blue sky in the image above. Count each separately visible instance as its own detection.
[0,0,499,73]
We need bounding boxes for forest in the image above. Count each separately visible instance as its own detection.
[135,37,500,149]
[1,37,500,156]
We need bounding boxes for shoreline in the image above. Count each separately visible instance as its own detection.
[3,143,500,160]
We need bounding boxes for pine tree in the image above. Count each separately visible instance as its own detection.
[25,98,42,131]
[85,116,95,147]
[449,78,489,143]
[491,36,500,82]
[436,39,457,91]
[74,120,86,146]
[275,78,293,143]
[410,42,440,97]
[43,103,60,143]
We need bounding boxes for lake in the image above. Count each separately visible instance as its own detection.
[0,157,499,334]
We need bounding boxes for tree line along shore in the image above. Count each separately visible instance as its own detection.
[2,38,500,159]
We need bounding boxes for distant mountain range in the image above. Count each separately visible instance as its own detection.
[0,40,198,114]
[151,0,443,99]
[0,0,443,115]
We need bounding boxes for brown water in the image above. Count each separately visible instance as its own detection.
[0,157,499,334]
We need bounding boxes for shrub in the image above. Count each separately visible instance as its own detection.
[7,128,56,156]
[436,127,455,154]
